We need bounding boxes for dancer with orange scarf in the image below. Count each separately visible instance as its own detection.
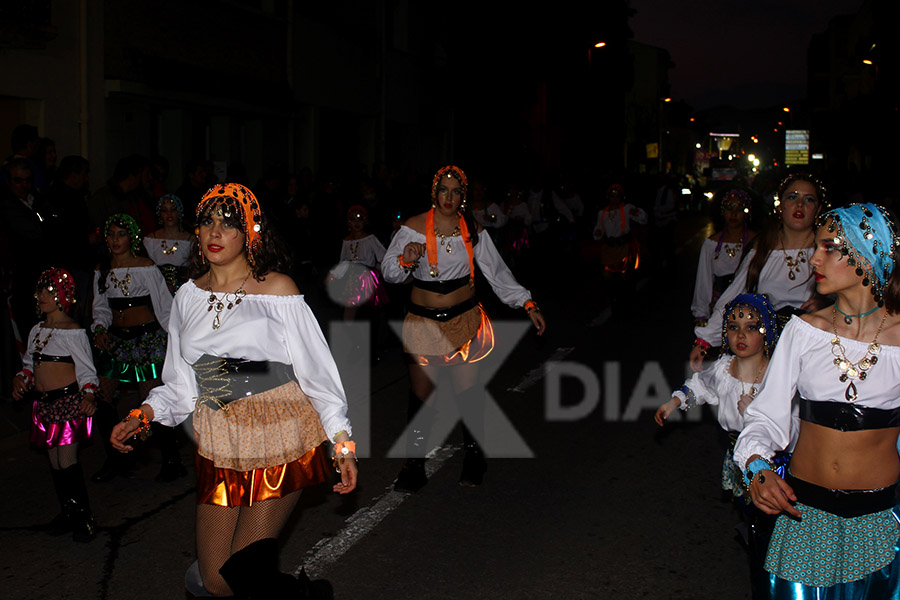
[382,165,545,491]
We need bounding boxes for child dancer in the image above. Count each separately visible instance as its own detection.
[326,205,388,321]
[12,268,98,542]
[656,293,784,599]
[657,293,781,496]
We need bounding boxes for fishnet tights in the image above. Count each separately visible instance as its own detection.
[196,491,301,597]
[48,443,79,470]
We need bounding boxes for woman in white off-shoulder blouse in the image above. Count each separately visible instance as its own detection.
[382,165,545,493]
[111,183,356,598]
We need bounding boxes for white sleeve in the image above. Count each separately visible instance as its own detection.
[553,195,575,223]
[474,233,531,308]
[147,268,173,330]
[672,356,724,408]
[691,242,715,320]
[733,319,804,470]
[19,324,38,372]
[370,235,386,264]
[72,330,99,390]
[593,209,604,240]
[489,204,509,228]
[91,270,112,331]
[628,204,648,225]
[381,227,416,284]
[144,295,198,427]
[695,249,755,346]
[283,299,351,440]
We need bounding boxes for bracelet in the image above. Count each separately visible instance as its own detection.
[123,408,153,441]
[524,300,540,314]
[743,457,774,490]
[397,254,418,273]
[82,383,98,394]
[93,325,107,336]
[16,369,34,387]
[692,338,710,356]
[332,440,358,473]
[677,385,698,409]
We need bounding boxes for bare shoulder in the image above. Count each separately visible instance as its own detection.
[404,213,428,235]
[53,314,80,330]
[879,313,900,347]
[799,307,831,330]
[135,257,156,267]
[250,272,300,296]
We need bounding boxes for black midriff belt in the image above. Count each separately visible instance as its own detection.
[407,297,479,322]
[785,472,898,518]
[33,353,74,364]
[34,382,80,403]
[192,354,297,411]
[799,398,900,431]
[412,276,471,295]
[108,321,162,340]
[108,295,152,310]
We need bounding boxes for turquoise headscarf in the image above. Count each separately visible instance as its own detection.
[820,203,898,304]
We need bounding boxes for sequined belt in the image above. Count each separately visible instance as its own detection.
[785,472,899,518]
[412,276,471,295]
[34,382,80,403]
[799,398,900,431]
[108,295,152,310]
[109,321,162,340]
[33,353,74,364]
[407,297,478,322]
[191,354,296,412]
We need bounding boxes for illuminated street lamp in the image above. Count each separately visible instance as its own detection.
[594,41,607,48]
[863,59,874,65]
[783,107,791,113]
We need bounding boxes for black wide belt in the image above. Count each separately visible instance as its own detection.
[34,382,80,403]
[799,398,900,431]
[33,353,74,364]
[108,295,152,310]
[412,276,471,295]
[192,354,296,411]
[785,472,898,518]
[407,297,478,322]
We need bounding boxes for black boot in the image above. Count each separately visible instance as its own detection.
[91,400,124,482]
[45,467,72,535]
[59,463,96,542]
[393,391,430,493]
[154,424,187,482]
[458,425,487,487]
[219,538,333,599]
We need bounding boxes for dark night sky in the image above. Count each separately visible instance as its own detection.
[630,0,864,109]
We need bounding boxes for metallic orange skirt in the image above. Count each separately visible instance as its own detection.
[402,304,494,366]
[195,445,329,507]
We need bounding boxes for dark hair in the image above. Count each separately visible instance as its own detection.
[187,207,293,282]
[11,124,38,153]
[97,215,148,293]
[4,156,32,176]
[57,156,89,181]
[112,154,146,182]
[461,210,480,246]
[744,174,825,292]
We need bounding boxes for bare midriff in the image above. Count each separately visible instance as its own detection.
[112,305,156,328]
[790,421,900,490]
[34,362,77,393]
[410,285,474,310]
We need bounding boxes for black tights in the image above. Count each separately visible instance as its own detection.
[196,491,302,597]
[48,443,79,470]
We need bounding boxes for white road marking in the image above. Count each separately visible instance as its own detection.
[298,444,459,579]
[507,347,574,393]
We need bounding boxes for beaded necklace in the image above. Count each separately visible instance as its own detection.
[109,268,132,297]
[160,240,179,256]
